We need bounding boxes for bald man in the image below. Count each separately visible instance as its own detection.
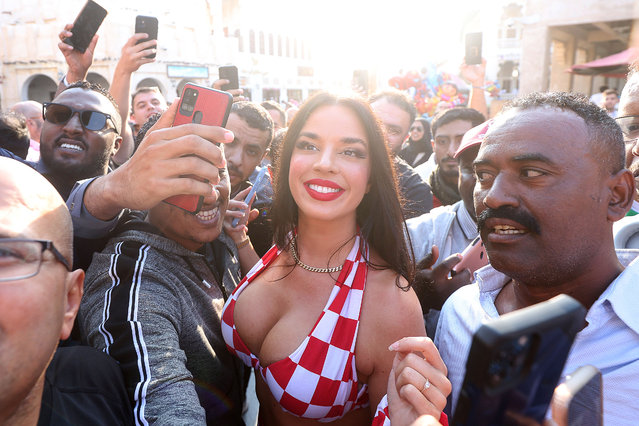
[0,158,132,425]
[11,100,43,161]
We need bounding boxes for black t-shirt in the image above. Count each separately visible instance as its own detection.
[38,346,134,426]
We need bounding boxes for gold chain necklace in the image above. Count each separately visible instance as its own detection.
[290,235,343,274]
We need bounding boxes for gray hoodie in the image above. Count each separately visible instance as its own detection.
[79,212,246,425]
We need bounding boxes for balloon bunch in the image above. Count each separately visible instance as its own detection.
[389,65,499,117]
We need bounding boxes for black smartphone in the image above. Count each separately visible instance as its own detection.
[164,83,233,214]
[552,365,602,426]
[135,15,158,59]
[219,66,239,91]
[465,32,483,65]
[451,294,586,426]
[63,0,108,53]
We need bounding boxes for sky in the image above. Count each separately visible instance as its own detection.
[240,0,495,78]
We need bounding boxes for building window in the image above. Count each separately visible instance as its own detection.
[269,33,274,55]
[286,36,290,57]
[293,39,298,58]
[235,29,243,52]
[249,30,255,53]
[259,31,265,54]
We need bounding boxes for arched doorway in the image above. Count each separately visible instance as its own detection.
[136,78,165,96]
[87,72,110,90]
[25,74,57,103]
[175,79,196,97]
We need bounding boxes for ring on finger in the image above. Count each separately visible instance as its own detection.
[422,378,431,392]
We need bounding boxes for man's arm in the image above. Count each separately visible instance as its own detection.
[55,24,98,97]
[460,58,488,118]
[110,34,157,165]
[81,101,233,223]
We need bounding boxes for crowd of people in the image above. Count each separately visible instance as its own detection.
[1,18,639,426]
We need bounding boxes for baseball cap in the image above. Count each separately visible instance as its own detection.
[454,119,493,159]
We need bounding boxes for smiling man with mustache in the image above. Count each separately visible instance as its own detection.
[38,81,122,200]
[433,91,639,424]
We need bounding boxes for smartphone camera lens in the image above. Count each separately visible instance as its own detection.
[180,88,198,117]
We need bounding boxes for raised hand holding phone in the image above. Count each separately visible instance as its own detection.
[164,83,233,213]
[231,166,270,227]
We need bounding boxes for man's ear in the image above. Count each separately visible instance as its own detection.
[431,139,435,151]
[607,169,635,222]
[112,135,123,156]
[60,269,84,340]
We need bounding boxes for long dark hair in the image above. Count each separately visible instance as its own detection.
[271,92,415,288]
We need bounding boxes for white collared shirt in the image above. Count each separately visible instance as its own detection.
[435,250,639,425]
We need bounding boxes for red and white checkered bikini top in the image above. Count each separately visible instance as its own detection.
[221,235,370,422]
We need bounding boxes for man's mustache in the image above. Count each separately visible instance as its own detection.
[477,205,541,235]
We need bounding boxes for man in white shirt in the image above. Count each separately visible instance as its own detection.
[434,91,639,425]
[407,121,491,333]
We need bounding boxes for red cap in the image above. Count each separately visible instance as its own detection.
[454,119,493,159]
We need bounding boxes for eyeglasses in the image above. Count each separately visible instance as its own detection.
[615,115,639,141]
[43,102,119,135]
[0,238,72,282]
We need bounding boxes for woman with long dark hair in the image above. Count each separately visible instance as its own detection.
[399,117,432,168]
[221,93,448,424]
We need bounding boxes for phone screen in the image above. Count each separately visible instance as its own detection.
[135,15,158,59]
[465,32,483,65]
[63,0,108,53]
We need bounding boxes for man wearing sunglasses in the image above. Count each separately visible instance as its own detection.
[613,61,639,248]
[0,157,132,425]
[38,80,122,200]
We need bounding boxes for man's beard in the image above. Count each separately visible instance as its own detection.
[40,144,111,183]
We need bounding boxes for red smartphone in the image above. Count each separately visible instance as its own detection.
[135,15,158,59]
[63,0,108,53]
[452,236,488,275]
[164,83,233,213]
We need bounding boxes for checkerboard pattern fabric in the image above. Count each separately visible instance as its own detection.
[221,235,370,422]
[372,395,449,425]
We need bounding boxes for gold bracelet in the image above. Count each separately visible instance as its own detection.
[236,237,251,249]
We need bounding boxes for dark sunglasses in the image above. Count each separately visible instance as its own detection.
[43,102,119,134]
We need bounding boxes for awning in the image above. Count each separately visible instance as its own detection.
[567,47,639,77]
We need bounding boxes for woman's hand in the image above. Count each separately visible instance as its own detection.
[387,337,451,421]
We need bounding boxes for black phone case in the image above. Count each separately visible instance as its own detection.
[135,15,158,59]
[219,66,239,91]
[63,0,107,53]
[465,32,482,66]
[452,294,586,426]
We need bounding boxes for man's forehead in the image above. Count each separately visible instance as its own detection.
[134,91,165,105]
[55,88,114,114]
[370,99,410,126]
[619,75,639,115]
[479,107,588,158]
[227,113,270,148]
[434,119,474,138]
